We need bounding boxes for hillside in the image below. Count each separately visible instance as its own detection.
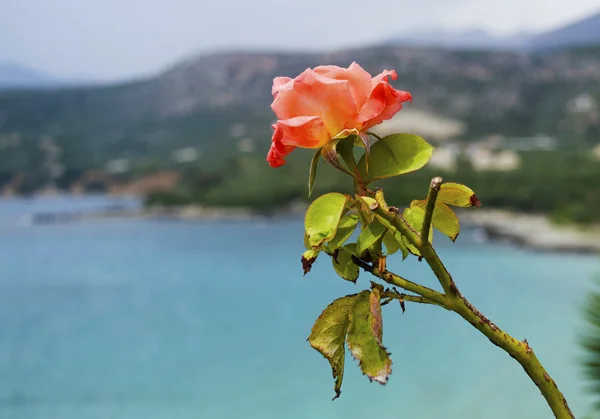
[0,45,600,191]
[533,11,600,50]
[388,29,532,50]
[0,63,58,89]
[389,11,600,51]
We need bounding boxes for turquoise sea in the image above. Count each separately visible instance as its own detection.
[1,196,599,419]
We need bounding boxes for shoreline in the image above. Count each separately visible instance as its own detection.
[146,205,599,255]
[17,201,600,255]
[457,209,600,255]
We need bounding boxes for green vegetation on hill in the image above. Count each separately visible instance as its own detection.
[147,149,600,223]
[1,45,599,223]
[1,45,600,184]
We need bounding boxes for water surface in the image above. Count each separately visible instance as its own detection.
[0,196,598,418]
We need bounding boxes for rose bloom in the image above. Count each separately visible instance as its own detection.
[266,62,412,167]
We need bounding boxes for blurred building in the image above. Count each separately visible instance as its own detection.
[428,144,460,171]
[171,147,200,163]
[237,137,255,153]
[593,144,600,161]
[429,142,521,172]
[465,146,521,171]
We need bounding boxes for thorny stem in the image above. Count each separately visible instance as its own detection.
[379,290,449,310]
[421,176,442,244]
[351,255,446,306]
[359,184,575,419]
[371,199,456,297]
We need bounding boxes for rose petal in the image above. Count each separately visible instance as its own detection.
[272,77,293,96]
[358,69,411,130]
[267,63,411,167]
[317,62,373,112]
[267,142,295,168]
[275,116,330,148]
[271,68,357,136]
[313,65,344,75]
[372,69,398,85]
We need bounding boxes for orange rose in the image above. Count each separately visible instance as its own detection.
[266,62,412,168]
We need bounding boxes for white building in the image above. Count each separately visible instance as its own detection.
[465,146,520,171]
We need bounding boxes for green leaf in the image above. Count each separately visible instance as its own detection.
[336,136,357,174]
[304,232,311,250]
[305,193,349,248]
[357,195,377,208]
[401,234,418,256]
[375,213,409,257]
[356,219,387,256]
[308,148,322,197]
[332,244,360,283]
[439,182,482,207]
[346,289,392,384]
[308,294,357,400]
[354,194,374,227]
[383,230,409,258]
[357,134,433,183]
[411,200,461,241]
[302,249,320,275]
[328,213,359,249]
[402,206,432,255]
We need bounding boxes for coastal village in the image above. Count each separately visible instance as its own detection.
[1,124,599,198]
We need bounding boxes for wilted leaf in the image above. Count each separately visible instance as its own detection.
[308,294,357,400]
[411,200,460,241]
[332,244,360,283]
[346,289,392,384]
[308,148,322,197]
[358,133,372,174]
[302,249,320,275]
[356,220,387,256]
[439,182,481,207]
[322,140,355,178]
[357,134,433,184]
[336,136,358,174]
[328,213,359,250]
[305,193,349,248]
[358,133,372,155]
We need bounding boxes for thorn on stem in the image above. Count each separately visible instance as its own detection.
[523,338,532,354]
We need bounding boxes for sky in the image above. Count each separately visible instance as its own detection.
[0,0,599,82]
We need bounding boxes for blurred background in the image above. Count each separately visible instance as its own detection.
[1,1,600,418]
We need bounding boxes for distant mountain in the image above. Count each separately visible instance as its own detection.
[0,63,59,89]
[533,11,600,50]
[389,10,600,51]
[387,28,532,50]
